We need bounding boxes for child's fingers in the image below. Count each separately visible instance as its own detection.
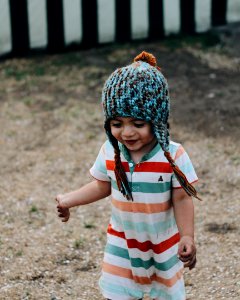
[184,255,197,270]
[178,245,190,257]
[55,195,61,203]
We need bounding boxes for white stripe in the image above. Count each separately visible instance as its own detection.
[112,205,175,223]
[131,0,149,39]
[163,0,181,35]
[128,243,180,263]
[63,0,82,45]
[103,252,183,280]
[106,234,180,265]
[90,167,110,182]
[104,252,130,269]
[195,0,211,33]
[97,0,115,43]
[112,188,170,203]
[0,0,12,54]
[100,272,142,297]
[132,262,183,279]
[101,271,137,287]
[227,0,240,23]
[108,169,172,185]
[100,271,185,299]
[27,0,47,48]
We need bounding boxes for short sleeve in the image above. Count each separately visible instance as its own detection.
[89,143,110,182]
[172,145,198,188]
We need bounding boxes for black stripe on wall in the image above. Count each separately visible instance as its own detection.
[148,0,164,39]
[9,0,29,56]
[211,0,227,26]
[46,0,65,53]
[180,0,195,34]
[115,0,131,42]
[81,0,98,47]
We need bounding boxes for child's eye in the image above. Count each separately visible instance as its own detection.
[111,123,121,128]
[134,123,145,128]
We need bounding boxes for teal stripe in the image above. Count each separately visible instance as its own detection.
[111,180,171,193]
[105,243,130,260]
[105,244,179,271]
[150,282,185,300]
[99,276,185,299]
[99,277,143,298]
[111,213,176,235]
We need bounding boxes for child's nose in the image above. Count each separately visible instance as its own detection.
[122,126,134,137]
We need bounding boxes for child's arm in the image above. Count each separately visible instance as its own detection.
[56,180,111,222]
[172,188,197,270]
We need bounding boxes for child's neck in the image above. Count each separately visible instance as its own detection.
[128,139,157,164]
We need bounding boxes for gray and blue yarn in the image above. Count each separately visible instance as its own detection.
[102,61,170,152]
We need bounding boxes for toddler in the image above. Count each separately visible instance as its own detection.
[56,51,200,300]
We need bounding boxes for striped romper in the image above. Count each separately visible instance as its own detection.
[90,140,198,300]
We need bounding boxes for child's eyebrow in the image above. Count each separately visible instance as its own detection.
[110,119,121,122]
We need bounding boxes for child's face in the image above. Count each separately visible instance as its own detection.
[110,117,156,154]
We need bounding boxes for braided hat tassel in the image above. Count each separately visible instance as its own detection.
[164,152,202,201]
[114,158,133,201]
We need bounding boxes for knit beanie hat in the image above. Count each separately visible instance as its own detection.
[102,51,201,201]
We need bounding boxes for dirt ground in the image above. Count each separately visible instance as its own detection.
[0,31,239,300]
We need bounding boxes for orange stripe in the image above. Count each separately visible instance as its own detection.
[112,198,171,213]
[106,160,129,172]
[102,262,183,287]
[174,145,185,160]
[106,160,172,173]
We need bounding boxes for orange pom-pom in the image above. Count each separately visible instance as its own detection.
[134,51,157,67]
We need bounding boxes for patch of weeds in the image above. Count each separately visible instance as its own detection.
[230,155,240,165]
[29,205,38,214]
[22,291,30,300]
[73,238,85,249]
[51,53,85,67]
[162,33,220,50]
[86,132,96,140]
[33,66,45,76]
[84,222,96,229]
[206,143,216,153]
[6,130,16,137]
[205,222,237,234]
[22,97,36,107]
[77,261,97,271]
[16,250,23,257]
[4,67,29,81]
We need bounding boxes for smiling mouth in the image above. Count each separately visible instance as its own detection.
[124,140,137,145]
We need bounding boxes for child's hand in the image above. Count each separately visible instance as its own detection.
[55,194,70,222]
[178,236,196,270]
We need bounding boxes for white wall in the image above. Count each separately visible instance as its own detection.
[227,0,240,23]
[0,0,11,54]
[27,0,47,48]
[163,0,181,35]
[97,0,115,43]
[195,0,211,33]
[63,0,82,45]
[131,0,149,39]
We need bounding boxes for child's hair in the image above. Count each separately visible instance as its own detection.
[102,51,201,201]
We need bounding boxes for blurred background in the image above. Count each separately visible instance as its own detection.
[0,1,240,299]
